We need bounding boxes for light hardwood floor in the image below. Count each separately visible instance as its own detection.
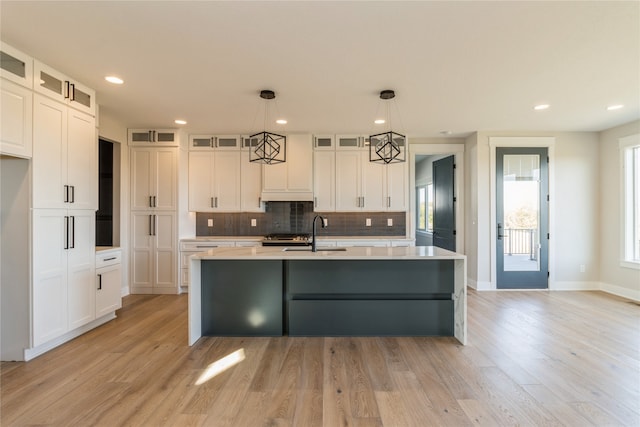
[2,289,639,426]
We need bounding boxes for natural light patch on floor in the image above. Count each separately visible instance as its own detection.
[195,349,246,385]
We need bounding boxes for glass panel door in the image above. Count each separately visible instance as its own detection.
[496,147,548,289]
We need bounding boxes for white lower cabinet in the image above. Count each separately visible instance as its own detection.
[131,211,177,294]
[32,209,95,347]
[96,250,122,317]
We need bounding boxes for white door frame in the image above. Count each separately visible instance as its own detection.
[408,143,465,253]
[489,137,556,290]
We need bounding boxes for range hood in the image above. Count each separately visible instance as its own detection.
[260,191,314,202]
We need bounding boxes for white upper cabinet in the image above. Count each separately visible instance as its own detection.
[313,150,335,211]
[130,147,177,210]
[189,134,241,151]
[32,94,97,210]
[313,134,335,150]
[335,151,406,212]
[33,61,95,116]
[261,134,313,201]
[240,150,264,212]
[0,43,33,88]
[188,151,241,212]
[128,129,178,146]
[336,134,370,150]
[1,79,33,158]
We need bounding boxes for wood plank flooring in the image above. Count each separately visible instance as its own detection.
[2,289,639,426]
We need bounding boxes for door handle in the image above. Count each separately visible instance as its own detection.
[149,196,153,208]
[211,197,214,208]
[149,215,153,236]
[70,216,75,249]
[497,223,505,240]
[153,215,157,236]
[64,185,69,203]
[153,196,156,207]
[70,185,75,203]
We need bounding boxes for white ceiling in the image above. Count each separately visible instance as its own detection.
[1,1,638,138]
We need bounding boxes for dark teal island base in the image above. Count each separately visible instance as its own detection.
[201,259,454,337]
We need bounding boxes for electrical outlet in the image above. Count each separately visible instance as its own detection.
[366,218,371,227]
[387,218,393,226]
[207,219,213,227]
[251,219,257,227]
[323,218,328,227]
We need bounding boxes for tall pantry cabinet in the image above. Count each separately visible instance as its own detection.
[129,134,179,294]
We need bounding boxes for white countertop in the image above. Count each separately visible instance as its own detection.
[190,245,464,261]
[180,236,414,242]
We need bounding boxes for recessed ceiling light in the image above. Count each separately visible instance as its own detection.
[105,76,124,85]
[374,119,386,124]
[276,119,287,124]
[607,104,624,111]
[174,119,187,125]
[534,104,550,110]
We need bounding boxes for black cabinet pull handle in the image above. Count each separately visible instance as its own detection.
[69,83,75,101]
[103,257,117,261]
[70,216,75,249]
[97,273,102,290]
[64,81,70,99]
[64,185,69,203]
[71,185,75,203]
[64,216,69,249]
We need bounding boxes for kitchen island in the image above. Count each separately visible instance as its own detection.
[189,246,466,345]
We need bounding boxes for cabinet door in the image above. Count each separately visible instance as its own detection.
[131,147,176,210]
[335,151,361,211]
[67,80,95,116]
[361,158,386,211]
[188,152,214,211]
[214,135,241,150]
[96,264,122,317]
[67,109,96,210]
[154,212,176,290]
[67,210,96,330]
[336,135,363,150]
[386,161,407,211]
[33,94,67,209]
[213,151,241,211]
[154,148,177,210]
[130,212,154,291]
[128,129,177,146]
[0,43,33,88]
[33,61,67,104]
[130,148,153,210]
[0,79,32,158]
[313,151,335,211]
[240,151,263,212]
[32,209,68,347]
[287,134,313,191]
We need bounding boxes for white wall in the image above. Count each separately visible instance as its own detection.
[599,120,640,300]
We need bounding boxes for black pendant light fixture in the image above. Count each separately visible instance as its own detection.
[369,90,406,164]
[249,90,286,164]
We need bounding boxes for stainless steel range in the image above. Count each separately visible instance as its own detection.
[261,233,311,246]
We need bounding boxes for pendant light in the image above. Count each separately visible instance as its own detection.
[369,90,406,164]
[249,90,286,164]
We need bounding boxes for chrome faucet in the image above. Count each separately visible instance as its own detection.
[311,215,326,252]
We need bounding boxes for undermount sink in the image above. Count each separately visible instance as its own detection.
[282,247,347,252]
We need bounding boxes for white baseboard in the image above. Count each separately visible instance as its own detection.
[23,313,116,361]
[121,286,130,297]
[599,282,640,302]
[467,278,492,291]
[550,281,600,291]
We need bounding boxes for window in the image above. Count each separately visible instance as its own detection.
[417,184,434,232]
[621,134,640,268]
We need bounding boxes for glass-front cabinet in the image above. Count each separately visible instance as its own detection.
[129,129,178,146]
[189,134,241,151]
[33,61,95,116]
[0,42,33,88]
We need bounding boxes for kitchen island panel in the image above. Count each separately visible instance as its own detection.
[288,300,453,336]
[201,260,283,336]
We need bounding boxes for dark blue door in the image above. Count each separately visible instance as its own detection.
[433,155,456,251]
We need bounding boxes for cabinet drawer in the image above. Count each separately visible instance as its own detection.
[180,241,235,251]
[96,250,121,268]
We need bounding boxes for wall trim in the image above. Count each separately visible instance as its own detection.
[467,278,492,290]
[599,281,640,302]
[551,281,600,291]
